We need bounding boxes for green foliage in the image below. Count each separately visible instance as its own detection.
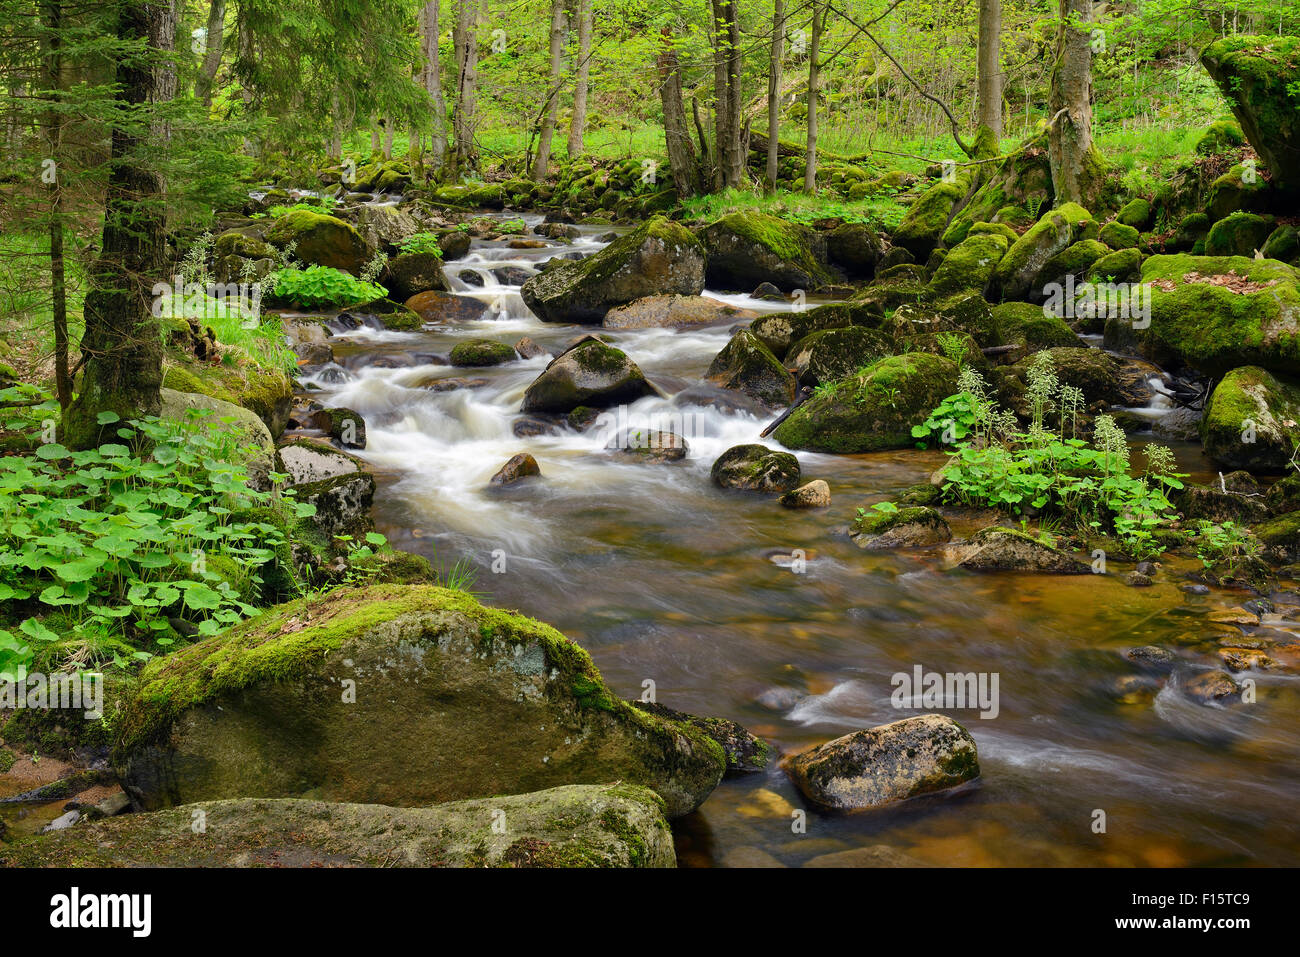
[0,407,306,677]
[267,197,340,218]
[398,232,447,256]
[922,357,1184,557]
[1190,520,1261,571]
[271,265,387,309]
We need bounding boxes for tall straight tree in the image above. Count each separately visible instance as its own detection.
[451,0,478,173]
[421,0,449,169]
[657,28,700,197]
[803,0,824,193]
[765,0,784,193]
[531,0,569,180]
[40,0,71,409]
[64,0,178,447]
[1048,0,1102,205]
[566,0,592,156]
[194,0,226,106]
[977,0,1002,138]
[710,0,743,190]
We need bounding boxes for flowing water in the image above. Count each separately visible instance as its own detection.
[299,213,1300,868]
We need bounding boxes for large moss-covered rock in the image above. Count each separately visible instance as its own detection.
[988,302,1083,352]
[824,221,881,278]
[113,585,726,818]
[382,251,450,301]
[1201,35,1300,191]
[710,444,801,492]
[697,212,833,291]
[520,339,655,413]
[785,714,979,811]
[924,231,1008,299]
[773,353,958,453]
[705,329,796,408]
[1204,212,1275,258]
[521,217,705,323]
[851,506,952,549]
[160,357,294,438]
[265,209,370,274]
[1002,346,1121,409]
[449,338,517,367]
[893,179,969,259]
[786,327,894,387]
[749,301,882,358]
[1201,365,1300,472]
[994,202,1097,300]
[1,785,676,868]
[158,387,274,486]
[1134,254,1300,375]
[950,526,1091,573]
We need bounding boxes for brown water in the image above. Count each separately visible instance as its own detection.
[303,213,1300,868]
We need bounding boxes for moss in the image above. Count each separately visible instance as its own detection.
[853,505,943,536]
[1195,119,1246,156]
[990,301,1082,350]
[1116,197,1152,229]
[1204,212,1274,257]
[1099,221,1141,250]
[449,339,517,367]
[893,179,968,257]
[1262,225,1300,264]
[995,202,1097,296]
[264,209,368,273]
[1200,365,1300,472]
[925,232,1008,298]
[1086,247,1143,283]
[773,353,958,453]
[1139,254,1300,375]
[1201,36,1300,190]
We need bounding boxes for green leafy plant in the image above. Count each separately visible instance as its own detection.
[1190,520,1261,572]
[398,232,446,257]
[270,265,387,309]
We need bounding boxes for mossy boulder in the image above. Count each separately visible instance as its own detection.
[427,182,507,208]
[1,785,676,868]
[951,526,1091,574]
[1099,221,1141,250]
[631,702,770,777]
[520,339,655,413]
[1086,247,1143,284]
[1262,225,1300,264]
[785,327,894,388]
[382,251,450,301]
[893,179,969,259]
[773,353,958,453]
[1201,365,1300,473]
[710,444,801,493]
[705,329,796,408]
[785,714,979,811]
[1204,212,1275,257]
[994,202,1097,300]
[824,221,882,279]
[1116,197,1153,229]
[1201,36,1300,191]
[989,302,1084,351]
[265,209,370,274]
[1004,346,1121,408]
[521,217,705,323]
[160,356,294,438]
[1134,254,1300,376]
[113,584,727,818]
[697,212,833,291]
[851,506,952,549]
[1036,238,1110,287]
[449,338,517,367]
[924,231,1008,299]
[158,388,274,487]
[1168,212,1212,252]
[1195,118,1246,156]
[749,301,882,358]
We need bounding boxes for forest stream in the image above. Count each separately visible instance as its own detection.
[288,212,1300,868]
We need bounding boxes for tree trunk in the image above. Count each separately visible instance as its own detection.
[422,0,449,170]
[977,0,1002,138]
[41,0,70,409]
[194,0,226,106]
[451,0,479,175]
[803,0,823,193]
[657,28,700,198]
[1048,0,1100,206]
[765,0,785,193]
[532,0,569,181]
[710,0,743,190]
[64,0,177,448]
[383,118,393,159]
[566,0,592,156]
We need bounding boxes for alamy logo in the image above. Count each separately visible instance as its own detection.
[49,888,151,937]
[151,275,263,325]
[1,668,102,719]
[891,665,1000,719]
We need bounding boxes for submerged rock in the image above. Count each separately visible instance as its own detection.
[521,217,705,323]
[785,714,979,811]
[852,506,952,549]
[114,585,726,818]
[3,786,676,868]
[711,444,801,493]
[490,452,541,486]
[780,480,831,509]
[602,294,757,330]
[520,339,655,414]
[951,526,1091,574]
